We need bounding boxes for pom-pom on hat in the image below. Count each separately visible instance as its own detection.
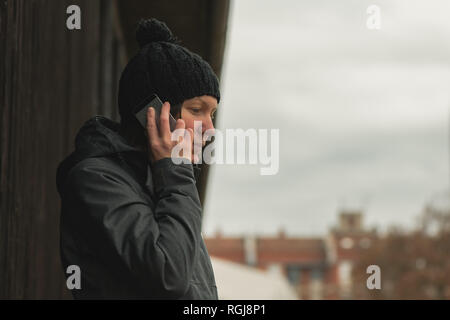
[118,18,221,127]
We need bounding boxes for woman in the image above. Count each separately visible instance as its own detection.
[56,18,220,299]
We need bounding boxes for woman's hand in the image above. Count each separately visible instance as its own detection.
[147,102,194,164]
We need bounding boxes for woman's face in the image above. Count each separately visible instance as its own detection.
[177,95,218,143]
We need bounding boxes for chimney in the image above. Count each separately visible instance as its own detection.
[244,235,258,266]
[214,227,222,239]
[278,227,286,239]
[338,210,363,232]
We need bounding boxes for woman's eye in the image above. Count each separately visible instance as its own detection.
[191,108,201,114]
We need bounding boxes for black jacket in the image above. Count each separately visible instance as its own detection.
[56,115,218,299]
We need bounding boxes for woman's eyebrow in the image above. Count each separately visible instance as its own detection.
[199,99,217,110]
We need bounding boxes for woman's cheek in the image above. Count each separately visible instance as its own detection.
[184,118,195,131]
[185,115,202,129]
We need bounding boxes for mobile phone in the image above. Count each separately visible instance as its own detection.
[134,94,177,132]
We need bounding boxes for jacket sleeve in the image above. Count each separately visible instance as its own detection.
[66,157,202,299]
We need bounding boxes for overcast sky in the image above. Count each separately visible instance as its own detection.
[202,0,449,237]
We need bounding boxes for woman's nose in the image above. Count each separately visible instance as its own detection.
[201,118,215,147]
[202,117,215,133]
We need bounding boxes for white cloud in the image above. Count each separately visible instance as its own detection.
[203,0,450,237]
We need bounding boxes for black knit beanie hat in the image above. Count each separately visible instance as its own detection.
[118,18,221,128]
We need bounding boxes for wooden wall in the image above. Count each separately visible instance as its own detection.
[0,0,229,299]
[0,0,125,299]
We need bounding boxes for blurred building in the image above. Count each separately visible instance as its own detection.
[205,210,378,299]
[210,257,298,300]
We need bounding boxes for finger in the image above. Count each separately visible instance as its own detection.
[186,128,194,143]
[174,119,186,145]
[159,102,171,140]
[182,128,193,149]
[170,119,186,145]
[193,153,199,164]
[147,107,159,143]
[175,118,185,131]
[184,128,194,162]
[177,129,185,144]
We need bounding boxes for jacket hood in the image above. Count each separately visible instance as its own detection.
[56,115,202,196]
[56,115,142,195]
